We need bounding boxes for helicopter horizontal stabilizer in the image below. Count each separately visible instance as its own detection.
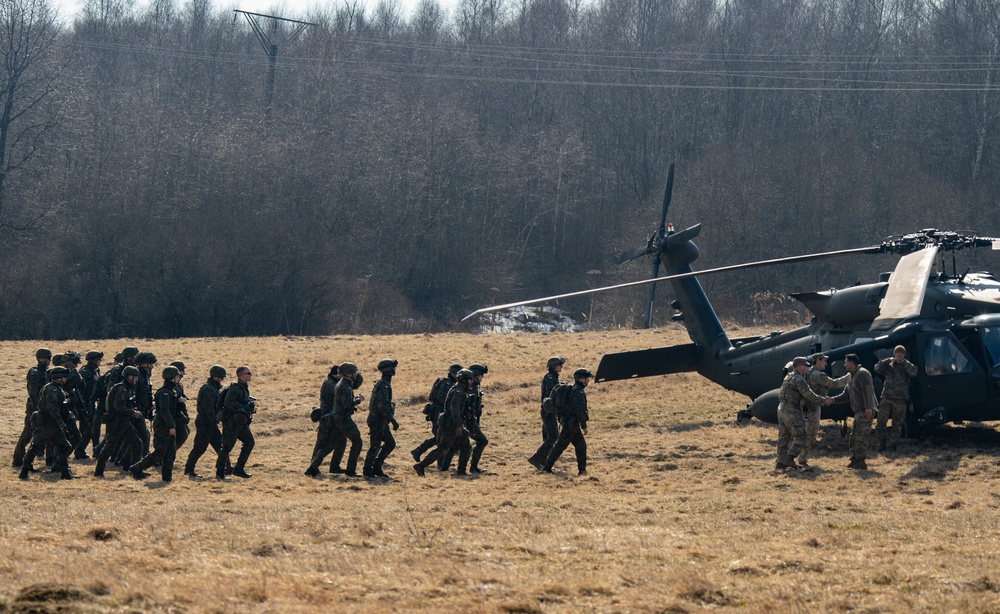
[595,343,700,382]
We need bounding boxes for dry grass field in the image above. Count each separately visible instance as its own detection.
[2,327,1000,613]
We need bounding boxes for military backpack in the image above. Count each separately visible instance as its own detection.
[542,382,573,415]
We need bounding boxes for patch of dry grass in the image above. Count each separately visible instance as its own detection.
[2,327,1000,611]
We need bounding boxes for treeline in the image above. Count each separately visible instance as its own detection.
[0,0,999,339]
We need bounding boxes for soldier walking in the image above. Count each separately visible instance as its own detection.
[94,366,145,476]
[797,353,849,469]
[413,369,474,476]
[19,367,78,480]
[184,365,229,478]
[215,366,257,479]
[75,351,104,459]
[411,364,460,463]
[363,359,400,479]
[331,363,365,478]
[305,366,349,477]
[542,368,592,476]
[833,354,879,470]
[13,348,51,468]
[466,363,490,473]
[130,366,190,482]
[528,357,564,470]
[776,357,832,471]
[874,345,917,452]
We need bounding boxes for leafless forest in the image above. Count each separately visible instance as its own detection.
[1,0,1000,339]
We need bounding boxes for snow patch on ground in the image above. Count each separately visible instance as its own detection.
[475,306,585,333]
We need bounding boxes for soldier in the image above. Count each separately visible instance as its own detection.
[184,365,229,478]
[331,362,365,478]
[528,356,565,470]
[874,345,917,452]
[306,366,343,477]
[62,351,87,458]
[90,353,122,460]
[108,347,140,388]
[216,366,257,480]
[833,354,879,470]
[129,366,190,482]
[13,348,51,468]
[75,351,104,459]
[466,363,490,473]
[413,368,474,476]
[134,352,157,457]
[542,368,593,476]
[363,359,400,479]
[411,364,461,463]
[775,357,832,471]
[94,366,145,477]
[19,367,77,480]
[798,353,850,469]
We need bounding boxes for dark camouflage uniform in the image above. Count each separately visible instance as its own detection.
[95,380,144,475]
[873,357,917,449]
[63,366,86,456]
[76,362,102,456]
[13,363,48,466]
[543,382,589,473]
[833,367,878,464]
[412,374,454,460]
[307,375,348,474]
[22,382,73,475]
[133,381,189,481]
[528,371,562,468]
[466,382,489,471]
[184,378,228,475]
[216,381,255,476]
[363,376,397,477]
[330,377,363,475]
[415,384,471,474]
[776,371,825,466]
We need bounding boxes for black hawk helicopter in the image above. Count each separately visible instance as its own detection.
[463,164,1000,433]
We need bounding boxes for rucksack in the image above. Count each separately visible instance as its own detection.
[542,383,573,415]
[214,385,232,422]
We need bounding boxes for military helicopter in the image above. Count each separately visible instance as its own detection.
[463,164,1000,434]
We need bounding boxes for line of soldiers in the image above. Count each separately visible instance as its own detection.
[775,346,916,472]
[14,347,256,482]
[528,356,592,476]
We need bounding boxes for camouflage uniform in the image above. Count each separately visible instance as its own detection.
[132,379,189,481]
[332,376,363,476]
[76,360,102,457]
[414,382,471,475]
[95,378,144,476]
[363,374,398,478]
[20,381,74,478]
[411,373,455,461]
[13,361,49,467]
[134,366,153,455]
[216,380,256,478]
[776,371,826,468]
[873,357,917,450]
[306,374,348,475]
[833,367,878,465]
[528,370,562,469]
[63,364,86,456]
[542,382,589,474]
[184,378,228,476]
[799,369,850,465]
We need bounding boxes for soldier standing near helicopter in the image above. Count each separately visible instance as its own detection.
[874,345,917,452]
[833,353,878,470]
[775,357,832,471]
[798,353,851,469]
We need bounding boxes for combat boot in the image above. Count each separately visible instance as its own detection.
[60,470,80,480]
[18,466,31,480]
[413,463,425,477]
[215,470,228,481]
[783,456,799,470]
[129,465,149,480]
[877,439,887,452]
[854,459,868,470]
[305,466,320,478]
[528,457,543,470]
[232,468,252,478]
[410,448,422,463]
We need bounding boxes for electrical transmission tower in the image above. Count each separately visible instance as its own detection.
[234,10,315,117]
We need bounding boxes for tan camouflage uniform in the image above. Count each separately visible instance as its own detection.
[776,372,826,467]
[873,357,917,450]
[833,367,878,464]
[799,369,850,465]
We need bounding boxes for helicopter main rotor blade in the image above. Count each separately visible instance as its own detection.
[645,252,662,329]
[657,163,675,236]
[870,246,939,330]
[619,243,653,265]
[462,244,880,321]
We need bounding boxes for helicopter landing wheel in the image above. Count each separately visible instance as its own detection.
[736,409,753,425]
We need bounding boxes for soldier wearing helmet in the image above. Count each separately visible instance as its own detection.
[216,366,257,479]
[94,365,145,477]
[18,367,77,480]
[528,356,565,470]
[130,366,189,482]
[466,364,490,473]
[326,362,365,478]
[185,365,230,478]
[411,364,462,464]
[306,365,350,477]
[363,359,400,479]
[541,368,594,476]
[413,369,474,477]
[60,351,87,460]
[75,351,104,459]
[13,348,52,468]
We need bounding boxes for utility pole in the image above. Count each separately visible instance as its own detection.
[234,10,315,118]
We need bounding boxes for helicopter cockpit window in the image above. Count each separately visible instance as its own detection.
[982,327,1000,367]
[924,337,974,376]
